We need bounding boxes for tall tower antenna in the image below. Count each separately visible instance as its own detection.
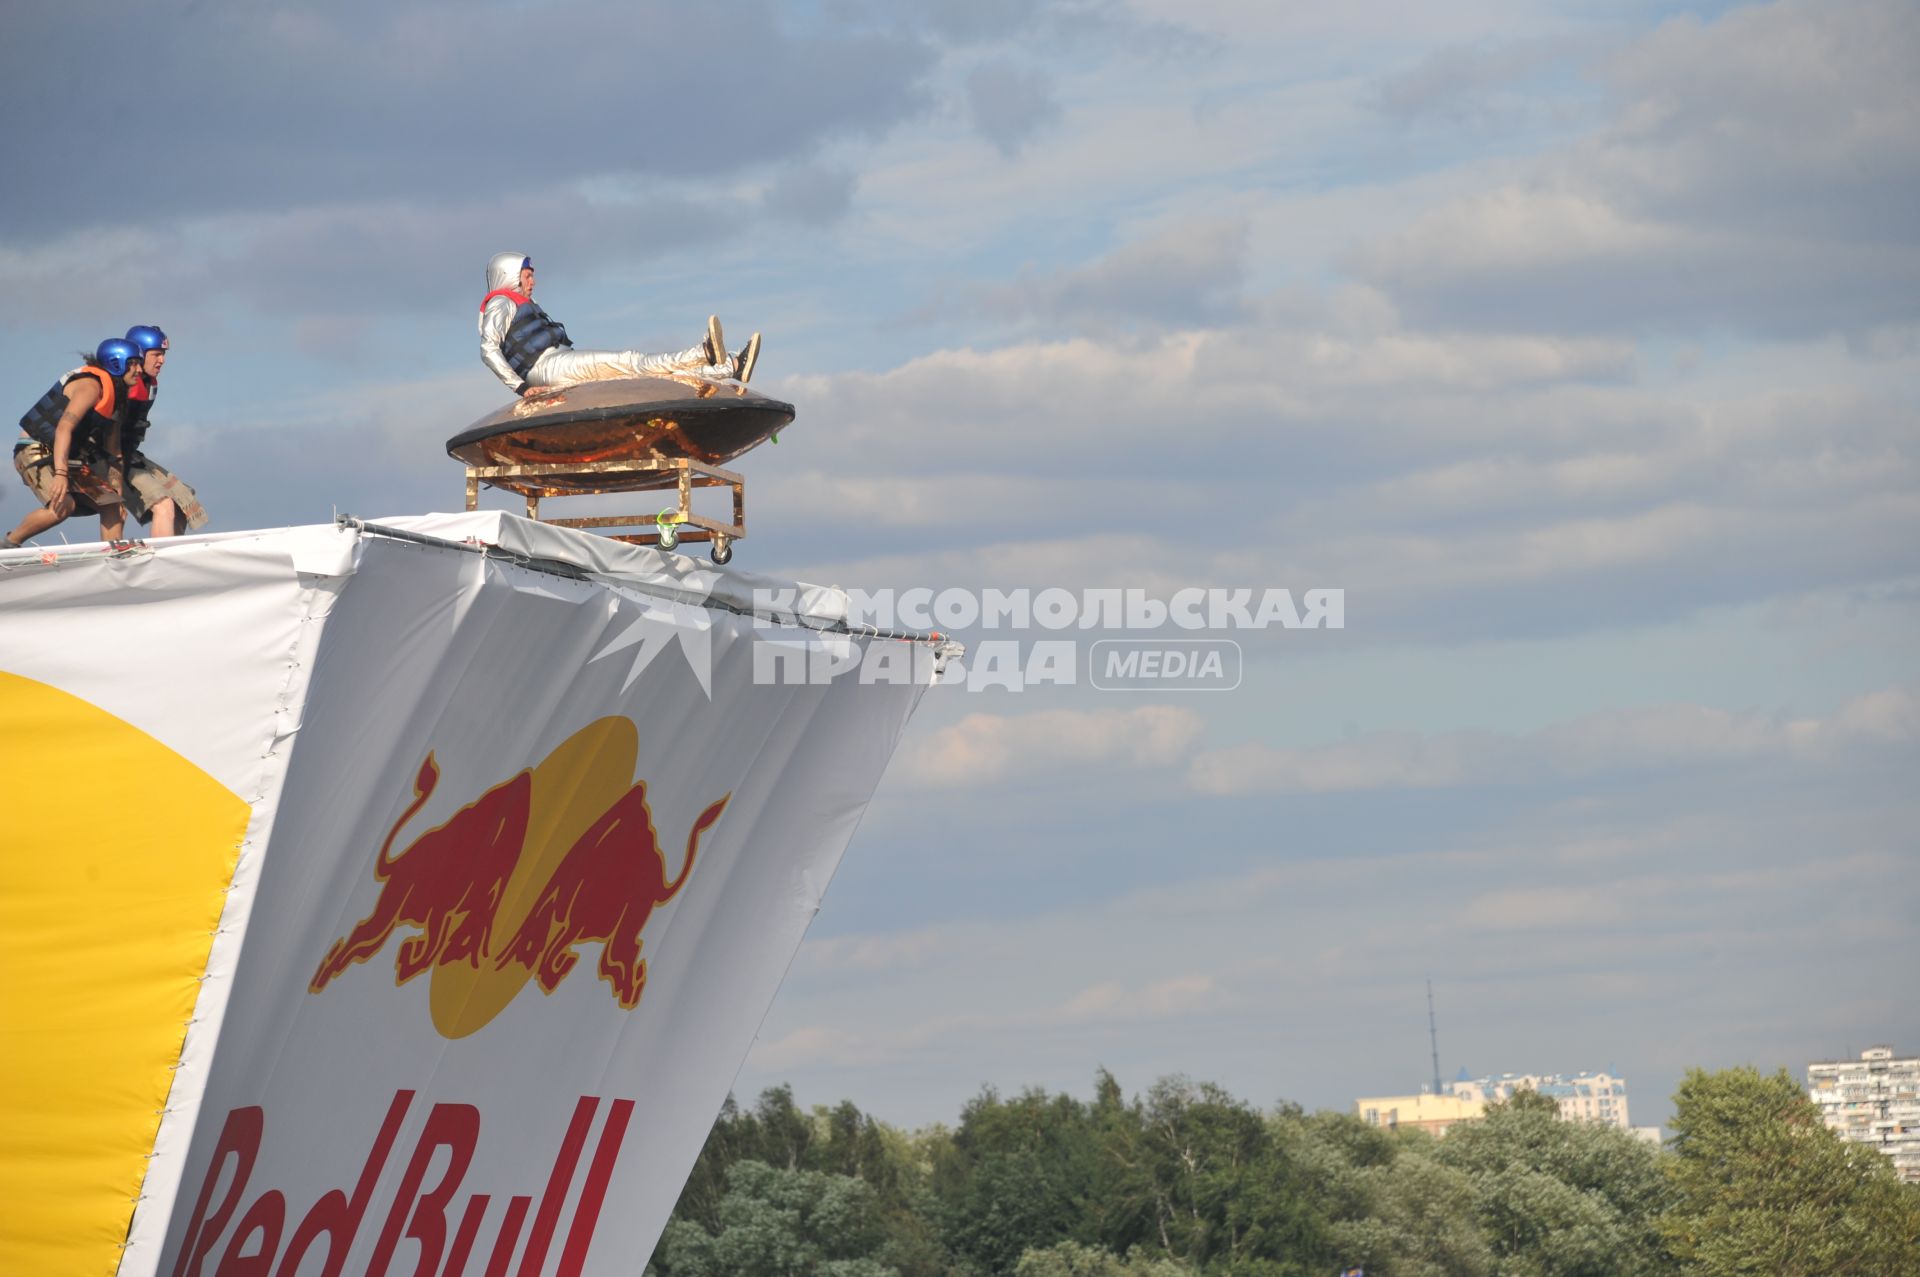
[1427,978,1443,1097]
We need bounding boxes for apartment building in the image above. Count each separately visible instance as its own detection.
[1807,1046,1920,1184]
[1448,1071,1632,1128]
[1354,1092,1485,1136]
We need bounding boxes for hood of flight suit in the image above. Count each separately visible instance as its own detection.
[486,252,531,295]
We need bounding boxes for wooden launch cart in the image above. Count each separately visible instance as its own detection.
[446,377,793,565]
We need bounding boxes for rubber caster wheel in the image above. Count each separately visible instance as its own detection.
[658,526,680,551]
[710,538,732,565]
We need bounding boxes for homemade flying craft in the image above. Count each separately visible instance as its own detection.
[446,375,794,564]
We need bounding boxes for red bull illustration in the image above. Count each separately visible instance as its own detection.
[310,716,729,1037]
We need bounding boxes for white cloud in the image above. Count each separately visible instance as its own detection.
[1188,731,1483,795]
[742,785,1920,1127]
[977,215,1252,330]
[803,927,966,973]
[1593,0,1919,239]
[1188,685,1919,795]
[1354,0,1920,337]
[894,704,1205,787]
[1060,974,1221,1022]
[966,61,1063,156]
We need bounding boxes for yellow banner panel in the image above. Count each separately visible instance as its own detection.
[0,671,249,1277]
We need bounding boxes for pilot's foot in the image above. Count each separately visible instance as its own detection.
[704,315,726,367]
[734,333,761,384]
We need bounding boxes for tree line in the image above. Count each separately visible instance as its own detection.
[644,1066,1920,1277]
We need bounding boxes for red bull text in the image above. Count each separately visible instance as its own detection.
[169,1091,630,1276]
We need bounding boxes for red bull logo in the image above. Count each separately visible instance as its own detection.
[310,717,728,1038]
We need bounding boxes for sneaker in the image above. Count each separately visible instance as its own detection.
[734,332,761,384]
[704,315,726,366]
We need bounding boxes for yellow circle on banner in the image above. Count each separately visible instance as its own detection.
[426,716,639,1038]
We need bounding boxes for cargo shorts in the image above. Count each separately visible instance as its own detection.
[12,439,123,515]
[121,453,209,530]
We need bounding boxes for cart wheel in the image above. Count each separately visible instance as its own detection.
[710,537,732,565]
[655,507,682,551]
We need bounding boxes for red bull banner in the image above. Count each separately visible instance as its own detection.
[0,514,944,1277]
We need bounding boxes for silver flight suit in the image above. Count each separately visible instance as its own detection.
[478,251,728,395]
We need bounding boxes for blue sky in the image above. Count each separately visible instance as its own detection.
[5,0,1915,1130]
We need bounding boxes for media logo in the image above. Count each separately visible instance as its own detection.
[309,717,728,1038]
[1090,639,1242,691]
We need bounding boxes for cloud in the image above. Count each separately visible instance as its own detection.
[1060,974,1221,1022]
[1187,685,1920,795]
[977,216,1252,330]
[1594,0,1919,240]
[779,316,1638,482]
[894,704,1205,787]
[1355,191,1920,339]
[762,165,861,226]
[758,318,1914,648]
[1188,731,1485,795]
[886,0,1201,55]
[0,188,740,333]
[0,1,937,242]
[803,928,965,974]
[1374,35,1589,124]
[744,777,1920,1126]
[1353,0,1920,338]
[874,686,1917,806]
[966,60,1064,155]
[750,1025,859,1072]
[748,969,1224,1079]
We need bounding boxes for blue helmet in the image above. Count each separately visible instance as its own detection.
[125,324,169,354]
[95,338,140,377]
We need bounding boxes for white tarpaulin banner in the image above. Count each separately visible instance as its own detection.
[0,514,944,1277]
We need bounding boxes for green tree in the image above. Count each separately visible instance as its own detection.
[935,1086,1100,1276]
[1662,1067,1920,1277]
[671,1087,822,1234]
[1014,1240,1196,1277]
[652,1160,899,1277]
[1435,1091,1676,1277]
[1094,1079,1330,1276]
[657,1088,949,1277]
[1320,1148,1492,1277]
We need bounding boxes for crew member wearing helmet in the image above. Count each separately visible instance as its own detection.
[6,339,139,547]
[119,325,208,536]
[478,253,762,398]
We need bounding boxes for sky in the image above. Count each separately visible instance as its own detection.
[4,0,1915,1132]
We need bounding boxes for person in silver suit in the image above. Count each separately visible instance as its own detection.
[478,252,760,398]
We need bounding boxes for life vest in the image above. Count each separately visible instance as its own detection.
[124,375,155,451]
[481,288,572,378]
[19,366,123,451]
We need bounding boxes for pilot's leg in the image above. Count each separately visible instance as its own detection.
[528,345,724,386]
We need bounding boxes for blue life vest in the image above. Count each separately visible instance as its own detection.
[19,366,124,452]
[481,288,572,378]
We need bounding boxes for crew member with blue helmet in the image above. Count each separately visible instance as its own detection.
[478,253,762,397]
[119,324,208,535]
[7,339,138,547]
